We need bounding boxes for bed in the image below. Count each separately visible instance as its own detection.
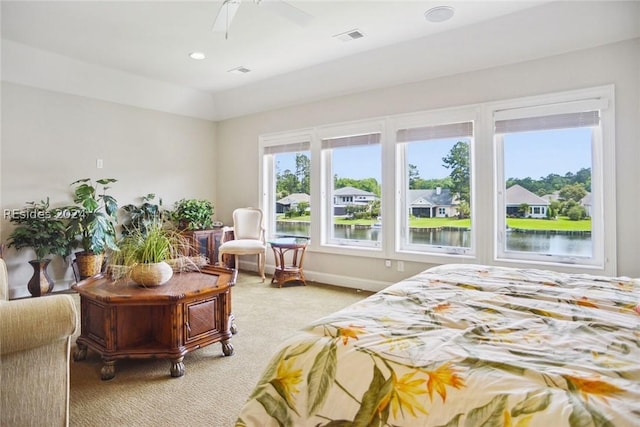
[235,264,640,426]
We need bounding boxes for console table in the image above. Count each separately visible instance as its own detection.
[182,228,235,268]
[72,265,237,380]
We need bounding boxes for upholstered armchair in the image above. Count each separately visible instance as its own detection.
[218,207,267,281]
[0,258,78,427]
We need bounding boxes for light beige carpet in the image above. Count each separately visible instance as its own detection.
[69,273,371,427]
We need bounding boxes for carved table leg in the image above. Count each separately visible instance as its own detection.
[73,342,88,361]
[101,360,116,381]
[229,313,238,335]
[170,357,185,378]
[222,340,234,356]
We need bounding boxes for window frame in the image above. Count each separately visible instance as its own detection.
[259,130,313,242]
[318,120,385,252]
[392,106,479,259]
[489,85,615,273]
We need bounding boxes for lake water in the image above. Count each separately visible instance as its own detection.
[276,222,592,257]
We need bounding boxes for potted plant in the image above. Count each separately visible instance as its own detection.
[66,178,118,279]
[111,221,196,286]
[121,193,166,236]
[170,198,214,231]
[6,198,73,296]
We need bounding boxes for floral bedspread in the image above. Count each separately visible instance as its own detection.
[235,264,640,427]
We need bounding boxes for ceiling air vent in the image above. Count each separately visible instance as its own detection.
[228,66,251,74]
[333,29,365,42]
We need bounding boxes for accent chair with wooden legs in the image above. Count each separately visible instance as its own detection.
[218,207,267,281]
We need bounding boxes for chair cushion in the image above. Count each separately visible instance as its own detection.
[219,239,266,253]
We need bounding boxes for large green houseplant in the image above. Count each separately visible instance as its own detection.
[170,198,214,230]
[6,198,73,296]
[66,178,118,279]
[120,193,166,236]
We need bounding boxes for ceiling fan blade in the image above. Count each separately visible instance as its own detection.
[260,0,314,27]
[212,0,242,33]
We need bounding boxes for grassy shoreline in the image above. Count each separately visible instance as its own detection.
[278,215,591,232]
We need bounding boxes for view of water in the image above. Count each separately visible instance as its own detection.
[276,222,592,257]
[506,231,592,257]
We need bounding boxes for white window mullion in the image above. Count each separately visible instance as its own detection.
[320,147,334,246]
[493,133,507,263]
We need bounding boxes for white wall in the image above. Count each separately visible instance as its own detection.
[215,38,640,290]
[1,83,218,298]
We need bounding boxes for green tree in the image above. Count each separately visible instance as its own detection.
[575,168,592,191]
[344,204,369,219]
[369,199,381,219]
[546,206,553,219]
[442,141,470,211]
[276,169,299,198]
[560,199,578,216]
[559,184,587,202]
[547,200,561,219]
[275,153,311,199]
[334,177,381,196]
[295,201,309,216]
[567,205,587,221]
[456,200,471,218]
[295,154,310,195]
[506,168,591,195]
[411,177,453,190]
[408,164,420,189]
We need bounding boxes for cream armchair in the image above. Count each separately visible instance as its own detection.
[0,258,78,427]
[218,207,267,281]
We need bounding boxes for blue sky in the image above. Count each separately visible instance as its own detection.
[503,128,591,179]
[276,127,591,182]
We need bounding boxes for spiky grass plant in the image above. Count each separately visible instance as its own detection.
[107,221,201,280]
[118,222,190,265]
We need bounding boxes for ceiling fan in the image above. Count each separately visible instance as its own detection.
[213,0,314,39]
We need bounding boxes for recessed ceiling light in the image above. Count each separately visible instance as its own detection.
[228,66,251,75]
[424,6,455,23]
[189,52,206,60]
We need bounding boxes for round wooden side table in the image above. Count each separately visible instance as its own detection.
[269,237,309,287]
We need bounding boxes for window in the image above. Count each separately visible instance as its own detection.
[493,87,614,270]
[258,86,615,274]
[261,134,311,240]
[395,114,474,256]
[321,127,382,248]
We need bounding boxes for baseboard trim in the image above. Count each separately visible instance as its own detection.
[237,260,391,293]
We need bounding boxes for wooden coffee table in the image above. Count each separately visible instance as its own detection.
[72,265,237,380]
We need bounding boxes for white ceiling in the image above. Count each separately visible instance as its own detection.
[2,1,639,120]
